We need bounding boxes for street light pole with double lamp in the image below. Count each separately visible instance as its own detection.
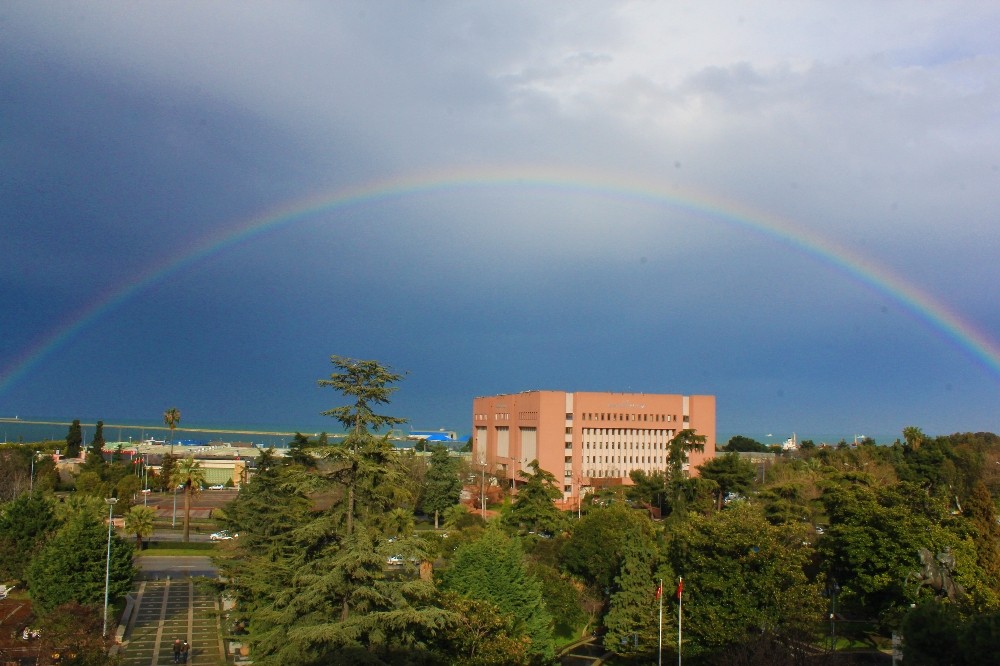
[103,497,119,636]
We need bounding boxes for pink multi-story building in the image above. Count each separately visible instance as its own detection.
[472,390,716,507]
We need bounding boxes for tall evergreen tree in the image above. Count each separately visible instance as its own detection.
[86,420,106,461]
[506,459,565,535]
[318,355,407,436]
[0,492,60,582]
[319,356,407,537]
[233,356,450,664]
[27,512,134,615]
[604,537,665,658]
[668,429,706,482]
[443,527,554,662]
[65,419,83,459]
[424,444,462,529]
[286,432,317,468]
[158,452,178,491]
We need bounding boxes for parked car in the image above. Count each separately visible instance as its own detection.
[208,484,225,490]
[386,555,404,565]
[210,530,236,541]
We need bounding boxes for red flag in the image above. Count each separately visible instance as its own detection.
[655,582,662,599]
[677,578,683,600]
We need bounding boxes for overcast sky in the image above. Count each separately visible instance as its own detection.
[2,2,999,441]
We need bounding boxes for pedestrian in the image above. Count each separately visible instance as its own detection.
[172,638,181,663]
[181,640,189,663]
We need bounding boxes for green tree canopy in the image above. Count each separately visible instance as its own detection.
[818,478,969,621]
[432,593,531,665]
[698,452,757,509]
[123,504,156,550]
[157,452,178,492]
[65,419,83,459]
[443,527,554,662]
[562,501,657,595]
[286,432,317,468]
[603,535,666,658]
[423,445,463,529]
[318,355,407,435]
[722,435,769,452]
[668,429,706,483]
[0,491,60,582]
[505,460,565,536]
[665,502,823,656]
[171,455,205,542]
[27,511,134,615]
[86,420,106,461]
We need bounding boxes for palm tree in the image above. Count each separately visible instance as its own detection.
[163,407,181,454]
[123,505,156,550]
[170,455,205,542]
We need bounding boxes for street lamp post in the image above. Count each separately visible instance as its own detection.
[826,578,840,652]
[30,450,39,491]
[479,456,486,516]
[172,486,178,528]
[103,497,119,636]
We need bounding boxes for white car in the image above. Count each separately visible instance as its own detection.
[211,531,236,541]
[386,555,404,565]
[208,484,225,490]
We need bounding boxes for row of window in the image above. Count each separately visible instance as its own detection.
[580,412,678,422]
[584,455,664,464]
[585,441,668,450]
[583,428,677,437]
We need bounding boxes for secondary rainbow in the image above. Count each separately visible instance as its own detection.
[3,164,999,396]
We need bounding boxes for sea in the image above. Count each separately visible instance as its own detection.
[0,416,326,449]
[1,416,898,449]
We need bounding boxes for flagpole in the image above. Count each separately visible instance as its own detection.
[678,576,683,666]
[658,578,663,666]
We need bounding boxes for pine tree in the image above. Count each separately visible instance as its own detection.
[65,419,83,459]
[86,420,106,461]
[27,512,134,615]
[604,537,663,658]
[286,432,316,468]
[424,445,462,528]
[443,527,554,661]
[0,492,60,582]
[506,460,565,535]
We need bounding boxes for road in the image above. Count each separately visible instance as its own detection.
[136,556,218,580]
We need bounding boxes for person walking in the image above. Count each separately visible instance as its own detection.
[181,640,190,663]
[172,638,182,663]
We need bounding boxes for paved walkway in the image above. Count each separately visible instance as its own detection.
[119,578,227,666]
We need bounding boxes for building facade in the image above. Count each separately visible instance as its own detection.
[472,390,716,506]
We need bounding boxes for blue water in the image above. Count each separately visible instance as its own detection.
[0,416,467,449]
[0,416,314,449]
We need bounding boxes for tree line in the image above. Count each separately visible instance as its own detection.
[5,356,1000,664]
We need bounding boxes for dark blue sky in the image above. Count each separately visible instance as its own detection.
[2,2,999,442]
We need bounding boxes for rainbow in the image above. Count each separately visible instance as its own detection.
[3,164,1000,395]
